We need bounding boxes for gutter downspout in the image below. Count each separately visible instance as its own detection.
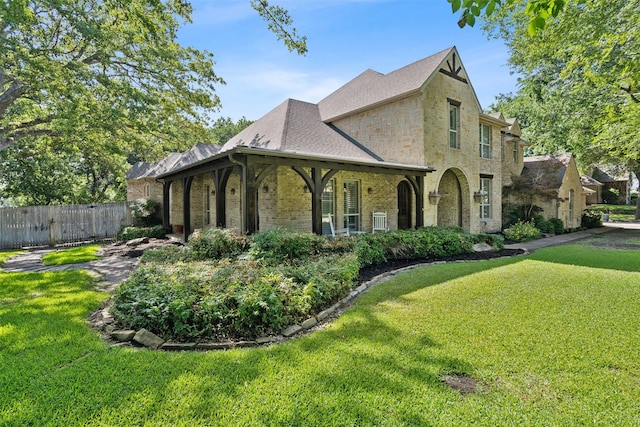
[228,152,247,233]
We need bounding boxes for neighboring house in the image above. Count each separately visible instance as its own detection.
[591,166,632,204]
[127,47,539,239]
[580,175,603,205]
[504,153,585,229]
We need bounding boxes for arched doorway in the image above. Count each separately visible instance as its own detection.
[437,168,470,230]
[397,181,412,229]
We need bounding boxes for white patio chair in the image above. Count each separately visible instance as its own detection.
[372,211,388,233]
[327,213,350,237]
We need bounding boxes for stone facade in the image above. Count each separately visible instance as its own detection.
[127,47,585,237]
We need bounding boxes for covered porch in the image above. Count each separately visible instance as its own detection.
[157,146,434,241]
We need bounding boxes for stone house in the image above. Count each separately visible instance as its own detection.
[128,46,572,239]
[591,166,633,205]
[503,153,585,229]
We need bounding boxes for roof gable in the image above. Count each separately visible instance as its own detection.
[318,47,456,121]
[521,153,573,191]
[221,99,382,162]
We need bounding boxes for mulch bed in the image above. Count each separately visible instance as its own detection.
[358,248,525,283]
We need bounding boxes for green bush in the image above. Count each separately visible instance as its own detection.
[534,219,555,234]
[602,188,620,205]
[503,221,541,242]
[471,233,505,250]
[549,218,564,235]
[352,233,387,267]
[130,198,161,227]
[112,255,359,341]
[140,245,192,264]
[188,228,250,260]
[249,228,325,264]
[581,210,602,229]
[117,225,168,241]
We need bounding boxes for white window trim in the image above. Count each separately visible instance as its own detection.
[480,178,492,219]
[449,103,460,149]
[479,123,491,159]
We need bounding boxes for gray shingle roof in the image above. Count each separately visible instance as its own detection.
[126,143,221,180]
[221,99,382,162]
[318,47,453,121]
[521,153,572,191]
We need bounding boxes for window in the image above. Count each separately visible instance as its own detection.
[479,178,492,219]
[500,134,505,161]
[479,124,491,158]
[204,184,211,225]
[449,103,459,149]
[322,180,334,216]
[569,189,574,222]
[512,141,519,162]
[343,180,360,232]
[144,183,150,198]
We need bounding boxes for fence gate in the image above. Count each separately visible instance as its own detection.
[0,202,134,249]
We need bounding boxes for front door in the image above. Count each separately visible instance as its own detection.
[397,181,411,229]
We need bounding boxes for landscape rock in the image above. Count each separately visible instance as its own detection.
[111,329,136,342]
[161,342,197,351]
[316,304,339,321]
[126,237,150,247]
[300,317,318,330]
[133,328,165,349]
[282,325,302,337]
[473,242,496,252]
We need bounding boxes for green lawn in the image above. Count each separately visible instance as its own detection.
[0,250,24,265]
[1,245,639,426]
[41,244,100,265]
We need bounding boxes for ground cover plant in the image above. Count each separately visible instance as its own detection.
[112,227,497,341]
[1,235,640,425]
[41,245,101,266]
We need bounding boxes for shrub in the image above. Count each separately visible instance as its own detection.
[188,228,249,260]
[130,198,161,227]
[117,225,168,241]
[112,255,359,341]
[352,233,387,267]
[581,210,602,229]
[549,218,564,235]
[602,188,620,205]
[503,221,541,242]
[471,233,505,250]
[534,219,555,234]
[249,228,325,264]
[140,245,192,264]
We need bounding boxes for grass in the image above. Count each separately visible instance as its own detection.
[0,250,24,265]
[41,244,100,265]
[1,244,640,425]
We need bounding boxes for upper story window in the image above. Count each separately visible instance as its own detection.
[512,140,519,162]
[479,177,492,219]
[479,124,491,158]
[449,101,460,149]
[501,134,505,161]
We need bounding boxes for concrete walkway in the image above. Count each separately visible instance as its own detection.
[504,222,637,252]
[1,248,139,291]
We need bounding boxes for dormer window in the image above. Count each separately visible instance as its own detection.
[512,140,519,162]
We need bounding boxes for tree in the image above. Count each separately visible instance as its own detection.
[209,117,254,145]
[448,0,583,34]
[484,0,640,217]
[0,1,305,205]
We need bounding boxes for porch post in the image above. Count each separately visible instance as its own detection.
[212,168,231,228]
[162,181,171,229]
[311,168,323,235]
[182,176,193,242]
[415,175,424,228]
[245,164,258,234]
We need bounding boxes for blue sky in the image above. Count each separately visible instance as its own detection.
[178,0,519,122]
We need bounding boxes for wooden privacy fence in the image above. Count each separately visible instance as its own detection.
[0,201,134,249]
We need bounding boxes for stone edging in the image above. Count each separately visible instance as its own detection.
[92,250,528,351]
